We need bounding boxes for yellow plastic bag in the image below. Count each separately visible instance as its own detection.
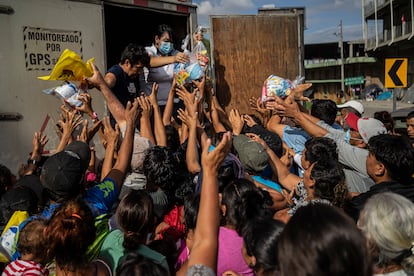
[38,49,94,81]
[0,210,29,263]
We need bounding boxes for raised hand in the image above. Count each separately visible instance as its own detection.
[30,131,48,163]
[77,119,102,144]
[99,116,120,150]
[228,108,244,135]
[201,131,232,174]
[174,52,190,64]
[243,114,258,128]
[177,108,198,130]
[57,105,83,139]
[125,98,140,127]
[137,95,152,120]
[147,82,159,108]
[75,93,94,116]
[84,62,106,90]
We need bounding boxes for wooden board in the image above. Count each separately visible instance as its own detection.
[211,15,303,115]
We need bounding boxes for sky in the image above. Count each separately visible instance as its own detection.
[192,0,364,44]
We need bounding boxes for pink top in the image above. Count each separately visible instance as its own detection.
[175,238,189,272]
[217,226,254,276]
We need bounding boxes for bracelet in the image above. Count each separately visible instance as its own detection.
[91,112,99,122]
[27,159,38,166]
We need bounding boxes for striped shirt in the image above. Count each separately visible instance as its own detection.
[2,260,48,276]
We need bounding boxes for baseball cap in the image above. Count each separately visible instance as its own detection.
[40,150,84,202]
[337,100,364,116]
[357,118,387,144]
[233,134,269,173]
[345,113,387,143]
[64,141,91,172]
[344,111,360,131]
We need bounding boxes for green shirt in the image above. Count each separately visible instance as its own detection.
[98,229,168,273]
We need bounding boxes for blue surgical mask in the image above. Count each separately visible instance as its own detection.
[344,129,351,143]
[159,41,173,55]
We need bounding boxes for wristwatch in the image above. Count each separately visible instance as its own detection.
[27,159,38,166]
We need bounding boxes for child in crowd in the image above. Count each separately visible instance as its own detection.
[2,218,50,276]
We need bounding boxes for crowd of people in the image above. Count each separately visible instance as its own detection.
[1,23,414,276]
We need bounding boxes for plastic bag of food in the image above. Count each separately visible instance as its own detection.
[193,40,209,72]
[261,75,311,102]
[174,34,204,85]
[261,75,293,102]
[43,81,83,108]
[38,49,94,81]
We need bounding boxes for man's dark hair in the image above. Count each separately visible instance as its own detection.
[374,110,394,133]
[304,137,338,164]
[311,99,338,126]
[368,134,414,183]
[120,43,150,67]
[142,146,175,192]
[407,111,414,120]
[312,160,348,208]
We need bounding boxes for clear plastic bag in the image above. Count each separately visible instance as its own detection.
[43,81,83,108]
[261,75,309,102]
[193,40,209,71]
[174,34,204,85]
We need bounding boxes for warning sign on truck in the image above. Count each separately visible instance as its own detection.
[23,26,82,71]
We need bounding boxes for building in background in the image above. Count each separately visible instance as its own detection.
[362,0,413,99]
[304,0,413,102]
[304,41,377,102]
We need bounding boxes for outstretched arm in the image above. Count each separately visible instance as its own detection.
[271,95,328,138]
[87,62,126,127]
[105,99,139,191]
[186,131,232,273]
[178,108,201,174]
[137,96,156,145]
[149,52,189,67]
[162,78,177,126]
[148,83,167,146]
[99,116,120,181]
[55,105,83,152]
[247,133,300,192]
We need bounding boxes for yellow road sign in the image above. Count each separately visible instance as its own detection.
[385,58,408,88]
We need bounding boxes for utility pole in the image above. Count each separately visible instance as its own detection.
[339,20,345,93]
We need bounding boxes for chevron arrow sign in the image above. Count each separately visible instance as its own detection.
[385,58,408,88]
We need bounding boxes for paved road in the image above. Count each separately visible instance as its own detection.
[359,99,414,117]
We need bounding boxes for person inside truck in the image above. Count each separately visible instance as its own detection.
[145,24,189,115]
[104,43,150,127]
[104,42,187,128]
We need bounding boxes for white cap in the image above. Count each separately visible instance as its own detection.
[337,100,364,115]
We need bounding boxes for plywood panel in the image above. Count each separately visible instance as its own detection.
[211,15,301,115]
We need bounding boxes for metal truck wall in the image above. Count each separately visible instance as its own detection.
[0,0,106,174]
[211,15,302,114]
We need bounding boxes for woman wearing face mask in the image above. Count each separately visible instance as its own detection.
[145,24,188,113]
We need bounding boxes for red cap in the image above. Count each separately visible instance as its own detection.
[345,112,359,131]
